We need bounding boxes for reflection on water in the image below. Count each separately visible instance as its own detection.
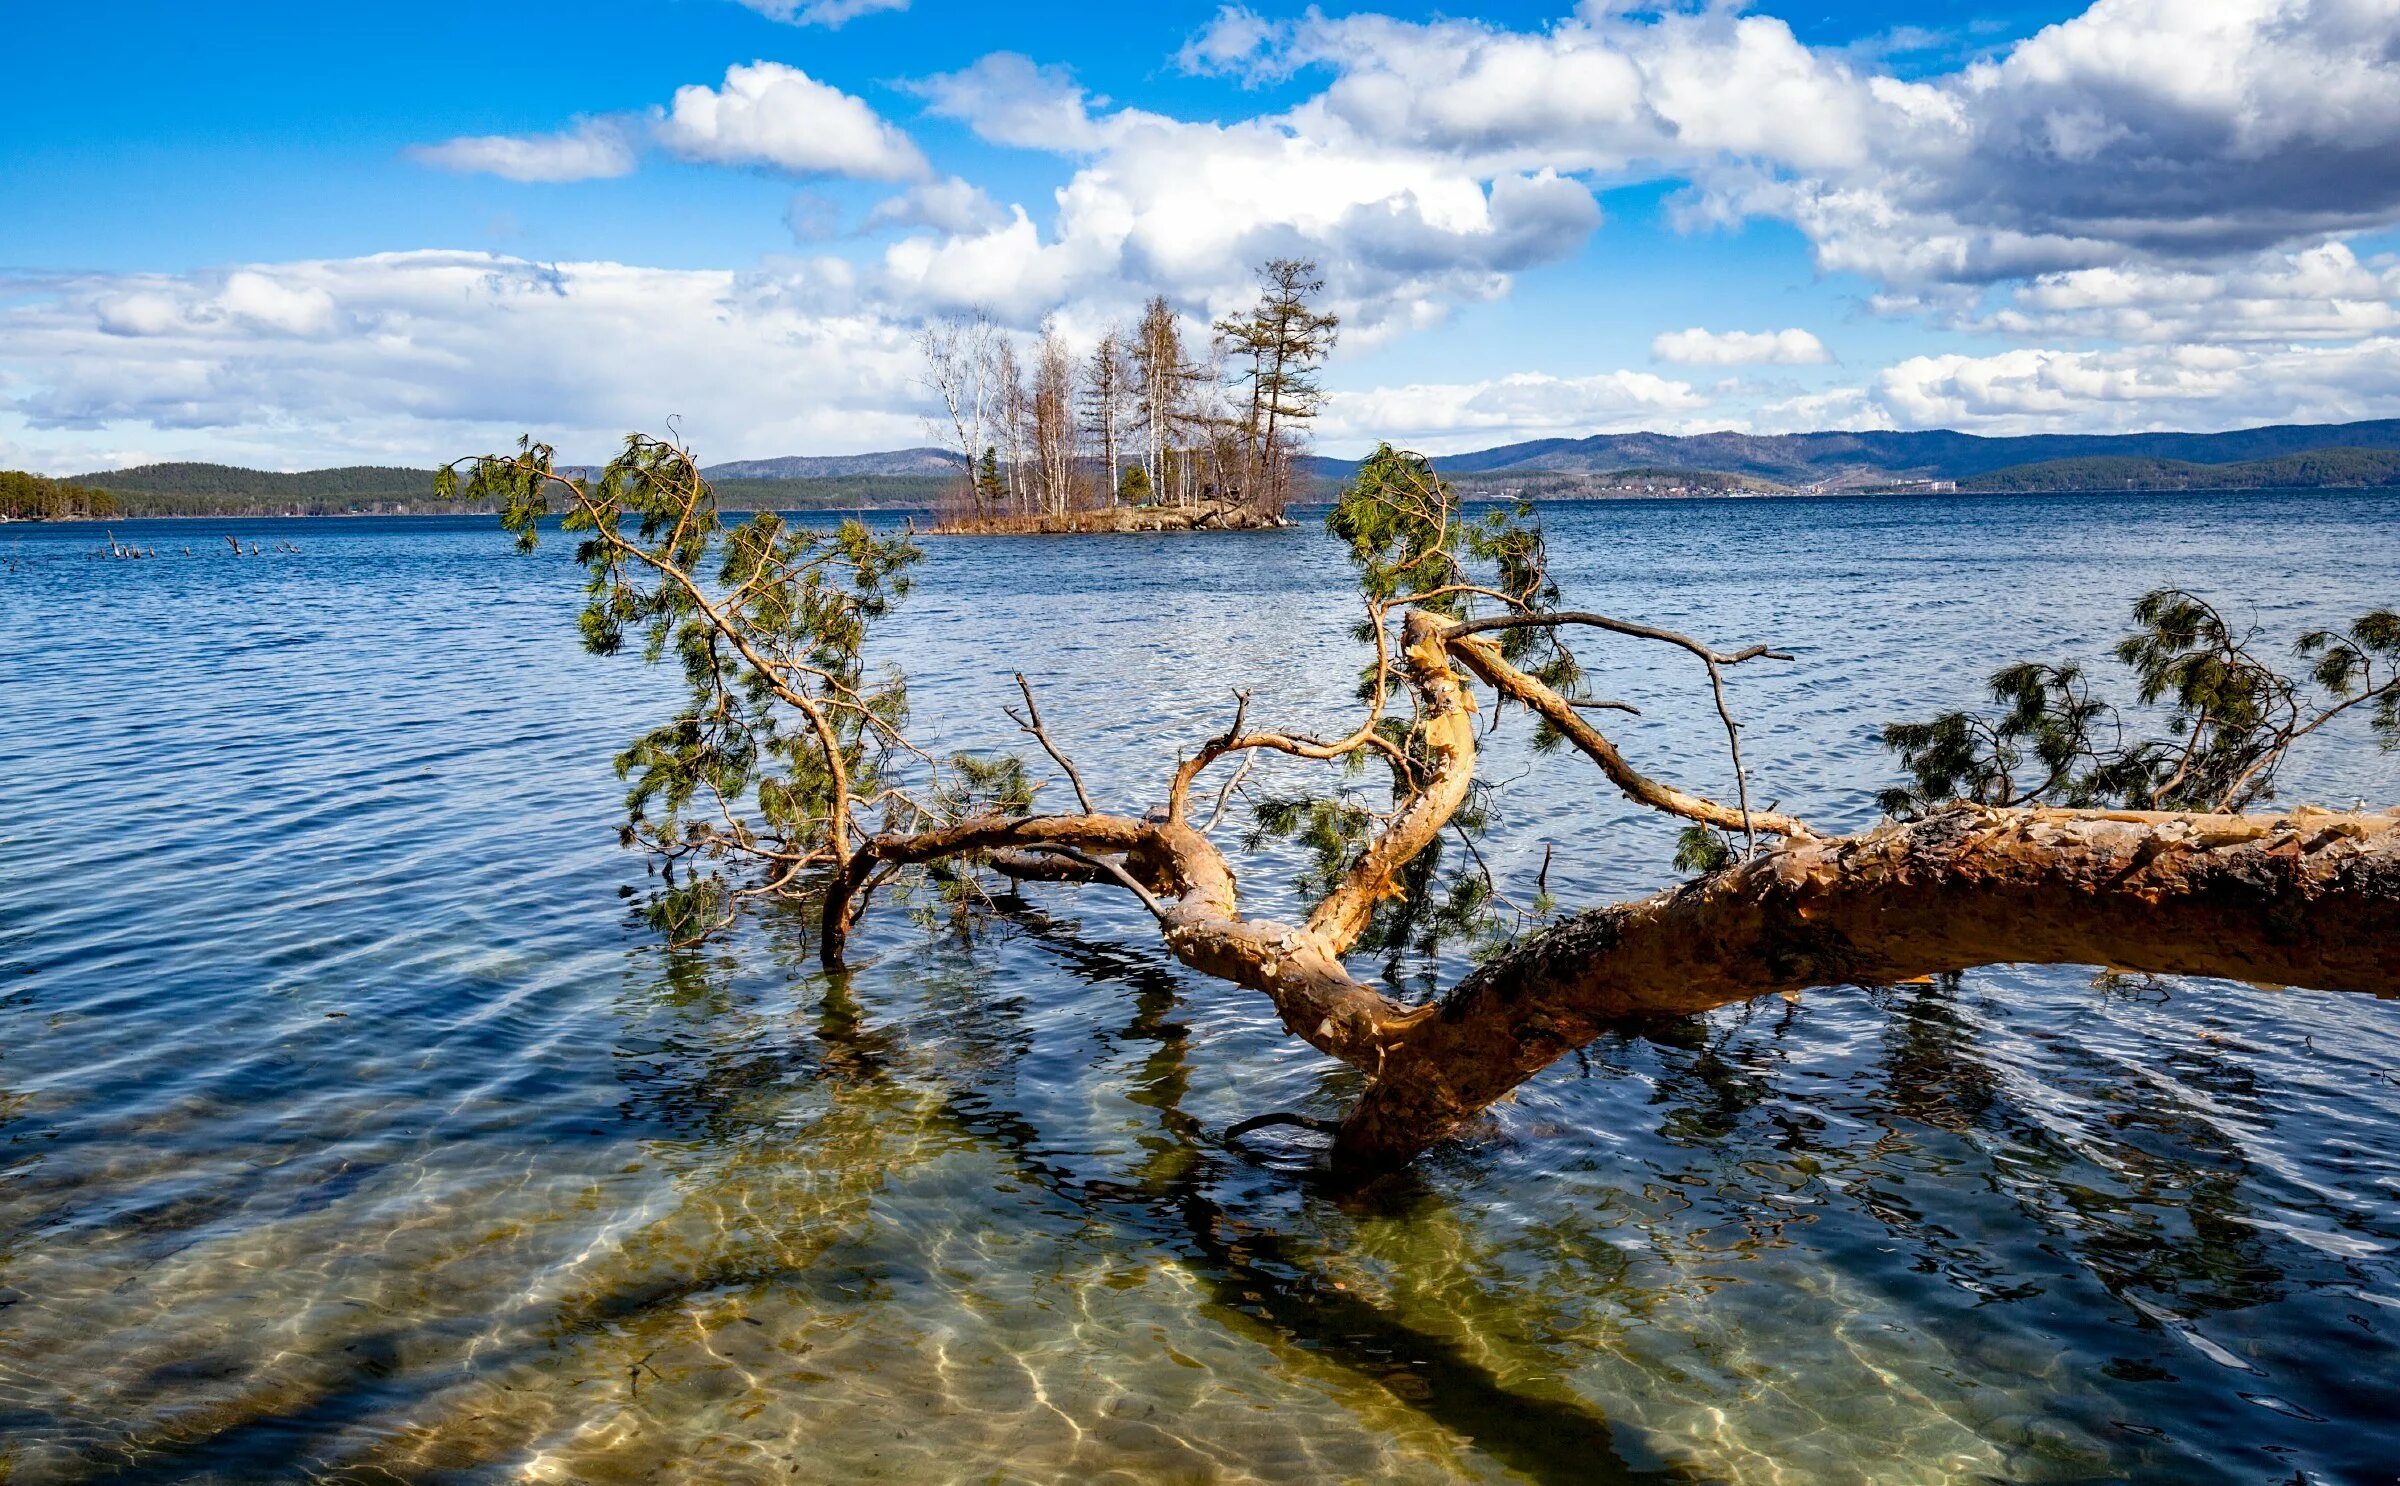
[1,493,2397,1482]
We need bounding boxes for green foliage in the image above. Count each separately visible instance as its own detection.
[1326,445,1557,617]
[1673,826,1737,875]
[1215,259,1339,425]
[1117,464,1153,505]
[0,469,117,521]
[1882,588,2400,817]
[1245,785,1510,993]
[1214,258,1341,509]
[1237,448,1584,988]
[912,754,1037,933]
[1325,443,1576,719]
[445,434,927,942]
[977,446,1004,505]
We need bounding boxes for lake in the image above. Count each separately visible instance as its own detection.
[2,490,2397,1483]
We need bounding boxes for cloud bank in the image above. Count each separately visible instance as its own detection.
[18,0,2400,468]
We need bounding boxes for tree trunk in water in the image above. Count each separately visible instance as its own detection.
[1334,804,2400,1172]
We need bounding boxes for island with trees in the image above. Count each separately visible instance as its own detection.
[917,259,1339,533]
[442,430,2400,1177]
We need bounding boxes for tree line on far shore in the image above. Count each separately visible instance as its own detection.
[919,259,1339,524]
[0,470,118,522]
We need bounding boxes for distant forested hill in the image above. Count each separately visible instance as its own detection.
[35,460,946,517]
[1959,448,2400,492]
[706,476,948,509]
[80,463,436,500]
[53,463,443,516]
[1444,465,1792,497]
[1306,417,2400,488]
[702,449,964,480]
[38,415,2400,521]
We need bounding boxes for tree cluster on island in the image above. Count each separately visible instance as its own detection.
[0,469,118,522]
[919,259,1339,530]
[439,429,2400,1179]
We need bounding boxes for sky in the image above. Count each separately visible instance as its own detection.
[10,0,2400,471]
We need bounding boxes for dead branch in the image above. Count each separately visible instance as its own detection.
[1445,611,1793,667]
[1007,672,1097,815]
[1447,632,1814,839]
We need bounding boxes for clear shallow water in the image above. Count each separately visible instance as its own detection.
[0,491,2397,1484]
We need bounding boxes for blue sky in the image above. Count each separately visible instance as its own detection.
[7,0,2400,471]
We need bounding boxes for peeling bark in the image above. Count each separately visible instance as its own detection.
[1334,804,2400,1172]
[817,613,2399,1180]
[1304,611,1480,955]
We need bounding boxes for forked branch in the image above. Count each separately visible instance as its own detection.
[473,432,2399,1180]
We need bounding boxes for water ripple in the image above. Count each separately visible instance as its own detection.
[0,493,2396,1482]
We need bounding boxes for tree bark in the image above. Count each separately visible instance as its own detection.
[816,607,2400,1180]
[1334,803,2400,1172]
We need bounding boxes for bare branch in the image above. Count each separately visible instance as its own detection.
[1447,632,1814,839]
[1035,845,1173,923]
[1444,610,1793,667]
[1007,671,1097,815]
[1201,752,1257,833]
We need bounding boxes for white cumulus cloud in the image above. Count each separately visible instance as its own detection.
[1651,328,1832,366]
[864,176,1010,235]
[908,53,1112,153]
[656,62,928,180]
[1322,370,1711,449]
[1,253,929,469]
[1865,337,2400,434]
[407,119,639,183]
[1180,0,2400,288]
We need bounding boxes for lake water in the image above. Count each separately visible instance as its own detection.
[2,490,2397,1484]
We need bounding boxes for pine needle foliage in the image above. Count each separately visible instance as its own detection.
[1883,588,2400,817]
[1326,444,1580,731]
[441,434,931,942]
[1239,447,1579,988]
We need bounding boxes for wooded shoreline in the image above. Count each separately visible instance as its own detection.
[924,501,1294,535]
[15,479,2400,527]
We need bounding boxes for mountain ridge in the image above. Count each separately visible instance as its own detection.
[1306,417,2400,486]
[699,448,965,479]
[58,416,2400,501]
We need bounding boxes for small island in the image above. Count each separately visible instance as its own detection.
[917,259,1334,535]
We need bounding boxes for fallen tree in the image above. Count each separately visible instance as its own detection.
[445,435,2400,1177]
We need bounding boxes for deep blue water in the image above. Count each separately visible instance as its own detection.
[0,490,2396,1484]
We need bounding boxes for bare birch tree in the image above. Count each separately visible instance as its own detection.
[1082,326,1134,504]
[1133,296,1194,509]
[991,336,1030,516]
[917,311,999,518]
[1030,319,1081,516]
